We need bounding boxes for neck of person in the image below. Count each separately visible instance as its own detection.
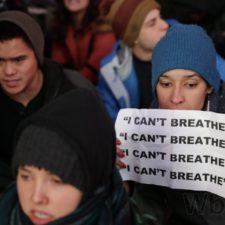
[11,70,43,107]
[132,45,152,62]
[71,10,86,28]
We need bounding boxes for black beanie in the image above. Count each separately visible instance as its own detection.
[13,125,85,191]
[12,89,115,196]
[0,10,44,65]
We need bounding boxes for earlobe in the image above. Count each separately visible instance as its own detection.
[134,39,138,45]
[207,87,213,94]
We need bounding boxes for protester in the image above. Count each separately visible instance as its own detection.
[48,0,116,85]
[0,10,100,191]
[0,0,27,11]
[0,89,138,225]
[97,0,168,122]
[118,24,225,224]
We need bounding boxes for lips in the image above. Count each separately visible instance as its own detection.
[3,79,20,88]
[30,210,54,225]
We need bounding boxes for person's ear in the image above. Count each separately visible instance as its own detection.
[133,39,138,45]
[207,86,213,94]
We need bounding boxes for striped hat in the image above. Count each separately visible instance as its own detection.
[106,0,160,47]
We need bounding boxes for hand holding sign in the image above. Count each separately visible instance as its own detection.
[116,138,126,169]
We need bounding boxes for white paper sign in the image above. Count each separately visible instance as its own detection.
[115,109,225,198]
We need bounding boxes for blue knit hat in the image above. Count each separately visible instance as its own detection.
[152,24,220,93]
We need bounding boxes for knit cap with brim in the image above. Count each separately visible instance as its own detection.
[152,24,220,94]
[106,0,160,47]
[0,10,44,66]
[12,89,115,197]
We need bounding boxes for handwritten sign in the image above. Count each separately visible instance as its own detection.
[115,109,225,198]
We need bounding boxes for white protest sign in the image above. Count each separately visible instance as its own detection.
[115,109,225,198]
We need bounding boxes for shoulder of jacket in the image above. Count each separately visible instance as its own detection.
[64,69,98,94]
[102,41,132,66]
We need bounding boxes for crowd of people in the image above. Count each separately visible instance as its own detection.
[0,0,225,224]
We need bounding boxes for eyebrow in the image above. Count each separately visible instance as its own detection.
[161,73,199,78]
[18,166,30,172]
[0,55,27,61]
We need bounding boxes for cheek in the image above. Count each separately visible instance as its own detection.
[157,94,169,108]
[18,54,37,74]
[187,84,208,106]
[189,92,207,110]
[17,178,25,199]
[148,30,162,45]
[22,62,38,81]
[156,87,168,101]
[51,188,83,219]
[17,180,30,212]
[0,69,3,79]
[138,29,151,42]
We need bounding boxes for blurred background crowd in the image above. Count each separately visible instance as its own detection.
[2,0,225,78]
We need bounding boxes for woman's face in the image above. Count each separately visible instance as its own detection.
[17,166,83,225]
[156,69,212,110]
[63,0,89,12]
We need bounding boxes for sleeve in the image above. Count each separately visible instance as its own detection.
[97,69,120,122]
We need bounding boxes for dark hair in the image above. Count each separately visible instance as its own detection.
[51,0,100,41]
[0,21,33,50]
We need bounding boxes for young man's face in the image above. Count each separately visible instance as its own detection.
[0,37,42,104]
[134,8,168,57]
[156,69,212,110]
[17,165,83,224]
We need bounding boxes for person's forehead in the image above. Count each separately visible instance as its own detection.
[161,69,200,78]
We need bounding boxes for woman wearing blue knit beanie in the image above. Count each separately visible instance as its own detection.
[151,23,224,112]
[117,24,225,225]
[133,24,225,225]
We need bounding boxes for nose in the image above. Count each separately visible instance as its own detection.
[32,183,48,205]
[159,18,169,32]
[3,61,16,76]
[170,86,184,104]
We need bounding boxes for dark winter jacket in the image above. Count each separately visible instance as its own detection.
[132,81,225,225]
